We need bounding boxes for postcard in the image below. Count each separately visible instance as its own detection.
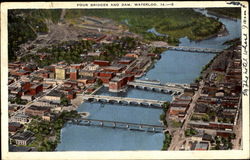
[1,1,249,159]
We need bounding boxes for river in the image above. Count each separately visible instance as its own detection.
[56,9,241,151]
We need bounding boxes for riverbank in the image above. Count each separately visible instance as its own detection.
[200,39,241,81]
[26,111,81,151]
[65,8,223,44]
[206,8,241,20]
[195,23,228,42]
[207,10,238,21]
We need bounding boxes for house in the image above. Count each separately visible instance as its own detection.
[10,131,34,146]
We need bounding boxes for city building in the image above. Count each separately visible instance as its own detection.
[29,84,43,96]
[70,68,78,80]
[12,113,30,124]
[25,105,50,117]
[103,66,125,73]
[79,70,95,77]
[9,122,23,135]
[10,131,34,146]
[93,60,110,66]
[109,75,130,92]
[55,67,66,80]
[43,90,64,103]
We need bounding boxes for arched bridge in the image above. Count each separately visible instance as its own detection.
[68,118,167,133]
[83,94,166,108]
[128,81,184,95]
[150,43,222,54]
[166,45,222,53]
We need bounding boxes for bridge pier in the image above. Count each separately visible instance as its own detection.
[100,121,103,126]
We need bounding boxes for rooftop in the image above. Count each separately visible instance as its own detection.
[104,66,124,71]
[194,104,209,113]
[15,113,29,118]
[195,141,209,150]
[9,122,22,128]
[47,90,64,97]
[9,145,32,152]
[28,105,50,111]
[11,131,34,141]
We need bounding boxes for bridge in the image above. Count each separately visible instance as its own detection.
[150,43,222,54]
[67,118,167,133]
[166,45,222,54]
[83,94,166,108]
[128,81,184,95]
[134,79,190,88]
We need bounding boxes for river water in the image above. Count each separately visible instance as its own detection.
[56,9,241,151]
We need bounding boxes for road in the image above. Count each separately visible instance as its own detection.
[232,96,242,150]
[9,84,59,122]
[168,81,204,150]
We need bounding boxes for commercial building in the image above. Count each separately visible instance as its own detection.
[25,105,50,117]
[79,70,95,77]
[10,131,34,146]
[103,66,125,73]
[108,74,134,92]
[118,57,135,65]
[93,60,110,66]
[55,67,66,80]
[12,113,30,124]
[29,84,43,96]
[9,122,23,135]
[43,90,64,103]
[70,68,78,80]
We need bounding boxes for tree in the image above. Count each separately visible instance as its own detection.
[96,79,103,86]
[60,96,69,106]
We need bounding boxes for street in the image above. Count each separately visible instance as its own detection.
[168,81,204,150]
